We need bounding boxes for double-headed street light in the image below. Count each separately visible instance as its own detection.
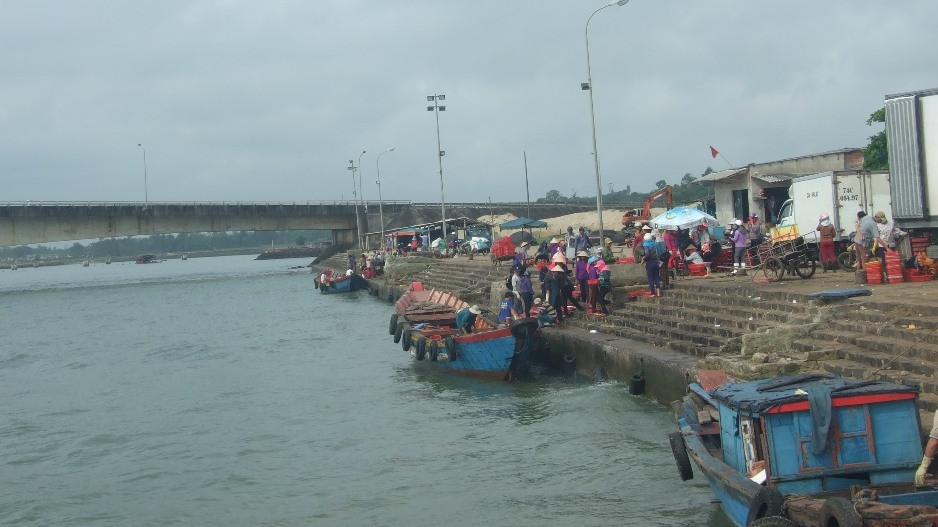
[376,147,395,250]
[583,0,629,240]
[427,94,447,251]
[136,143,148,207]
[348,159,362,248]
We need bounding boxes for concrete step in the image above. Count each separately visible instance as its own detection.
[569,311,728,352]
[629,297,814,329]
[835,332,938,363]
[663,288,821,316]
[826,318,938,348]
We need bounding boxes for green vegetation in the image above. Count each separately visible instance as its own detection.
[863,107,888,171]
[0,230,332,261]
[537,166,715,206]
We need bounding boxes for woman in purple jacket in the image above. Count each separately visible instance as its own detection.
[574,251,590,302]
[730,219,748,275]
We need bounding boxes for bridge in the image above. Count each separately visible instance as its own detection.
[0,201,615,247]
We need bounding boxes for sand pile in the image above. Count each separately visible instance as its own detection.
[479,209,639,239]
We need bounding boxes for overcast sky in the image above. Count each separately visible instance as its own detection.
[2,1,937,205]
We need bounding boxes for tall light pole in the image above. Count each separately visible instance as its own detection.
[427,94,447,251]
[582,0,629,240]
[357,150,367,248]
[136,143,148,207]
[348,159,361,249]
[376,147,395,250]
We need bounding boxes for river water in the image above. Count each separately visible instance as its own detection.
[0,255,729,526]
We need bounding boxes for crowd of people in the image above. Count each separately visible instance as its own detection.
[497,228,614,327]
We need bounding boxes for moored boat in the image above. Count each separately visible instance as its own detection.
[314,267,367,294]
[388,282,539,381]
[671,371,938,526]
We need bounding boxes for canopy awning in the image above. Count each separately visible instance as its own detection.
[499,217,547,229]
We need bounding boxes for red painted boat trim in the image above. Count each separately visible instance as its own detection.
[455,328,512,343]
[766,392,917,414]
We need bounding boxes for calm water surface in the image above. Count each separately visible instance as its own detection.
[0,255,729,526]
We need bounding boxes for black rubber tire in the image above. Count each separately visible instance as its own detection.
[387,293,394,304]
[838,250,856,271]
[314,279,319,290]
[629,374,645,395]
[401,328,412,351]
[509,317,539,339]
[668,431,693,481]
[746,486,784,526]
[750,517,795,527]
[445,336,457,361]
[414,335,426,361]
[819,497,862,527]
[388,314,399,335]
[393,321,405,344]
[429,339,439,362]
[763,257,784,282]
[793,255,817,279]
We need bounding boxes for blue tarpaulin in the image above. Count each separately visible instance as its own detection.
[499,217,547,229]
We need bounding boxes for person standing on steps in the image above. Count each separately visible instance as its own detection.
[587,256,600,313]
[518,267,535,317]
[642,233,662,297]
[601,237,615,264]
[816,213,838,271]
[574,226,592,254]
[596,258,612,314]
[730,219,748,275]
[855,211,883,271]
[575,251,590,303]
[547,264,566,324]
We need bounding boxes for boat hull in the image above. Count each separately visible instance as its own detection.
[318,274,367,294]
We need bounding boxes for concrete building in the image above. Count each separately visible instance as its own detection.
[699,148,864,226]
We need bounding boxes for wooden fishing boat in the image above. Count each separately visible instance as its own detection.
[388,282,539,381]
[671,371,938,526]
[314,268,368,294]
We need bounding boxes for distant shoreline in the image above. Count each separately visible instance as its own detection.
[0,248,276,269]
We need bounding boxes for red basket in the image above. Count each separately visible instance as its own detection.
[618,257,636,264]
[908,274,934,282]
[688,263,708,276]
[887,277,904,284]
[866,273,883,284]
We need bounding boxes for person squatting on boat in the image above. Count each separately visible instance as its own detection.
[455,304,482,335]
[916,411,938,485]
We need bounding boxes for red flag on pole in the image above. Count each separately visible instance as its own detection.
[709,145,719,159]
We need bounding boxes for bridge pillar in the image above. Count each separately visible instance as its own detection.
[333,229,357,247]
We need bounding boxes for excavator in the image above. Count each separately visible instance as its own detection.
[621,185,673,225]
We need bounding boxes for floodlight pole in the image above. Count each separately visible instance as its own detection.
[137,143,148,207]
[348,159,362,249]
[427,94,447,252]
[583,0,629,239]
[376,147,395,250]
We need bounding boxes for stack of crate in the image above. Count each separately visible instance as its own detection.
[885,250,904,284]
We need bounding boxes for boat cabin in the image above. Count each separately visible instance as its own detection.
[707,374,923,494]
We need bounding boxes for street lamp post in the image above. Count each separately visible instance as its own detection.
[357,150,367,248]
[582,0,629,240]
[347,159,361,249]
[136,143,148,207]
[427,94,447,252]
[376,147,395,250]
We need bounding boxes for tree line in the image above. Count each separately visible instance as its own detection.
[0,230,332,261]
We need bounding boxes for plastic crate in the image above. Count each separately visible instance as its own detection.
[866,273,883,284]
[688,263,709,276]
[908,274,934,282]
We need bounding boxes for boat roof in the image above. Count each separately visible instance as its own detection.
[710,374,917,414]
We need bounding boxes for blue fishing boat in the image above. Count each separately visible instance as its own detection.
[388,282,539,381]
[315,268,368,294]
[671,372,938,527]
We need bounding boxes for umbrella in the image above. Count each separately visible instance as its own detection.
[499,217,547,229]
[650,207,721,230]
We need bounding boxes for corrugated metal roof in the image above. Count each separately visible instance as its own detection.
[752,173,799,183]
[697,167,746,182]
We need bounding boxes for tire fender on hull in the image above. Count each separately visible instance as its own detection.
[819,497,862,527]
[415,335,426,361]
[388,314,399,335]
[668,431,693,481]
[445,336,457,361]
[401,328,412,351]
[746,486,784,526]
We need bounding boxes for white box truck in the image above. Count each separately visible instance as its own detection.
[777,171,891,240]
[885,87,938,233]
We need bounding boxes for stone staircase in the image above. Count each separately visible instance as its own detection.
[566,280,938,414]
[406,258,508,306]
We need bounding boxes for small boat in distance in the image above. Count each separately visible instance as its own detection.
[314,268,367,294]
[135,254,160,264]
[671,371,938,526]
[388,282,539,381]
